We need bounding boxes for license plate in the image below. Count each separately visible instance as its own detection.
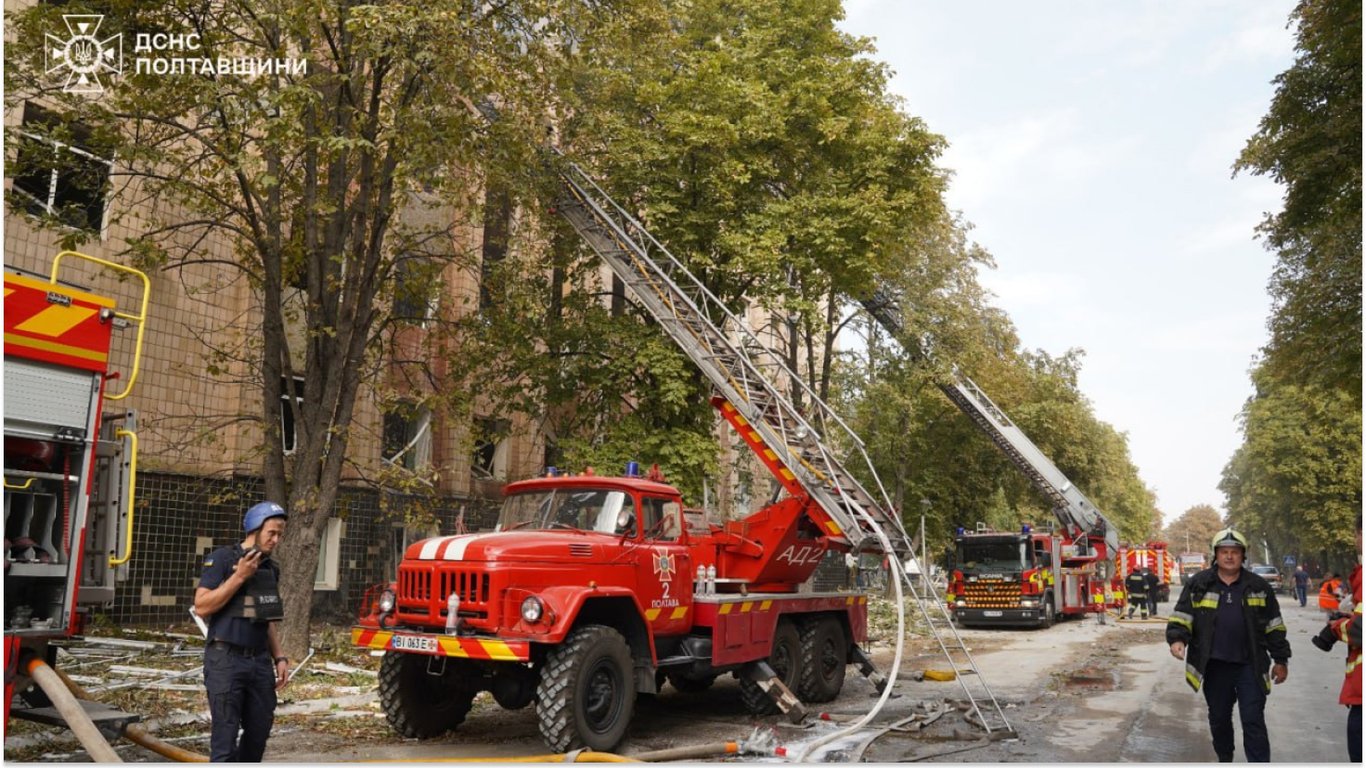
[983,610,1003,617]
[390,634,437,653]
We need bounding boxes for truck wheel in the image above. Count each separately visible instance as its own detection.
[537,625,635,752]
[739,620,801,715]
[1041,595,1056,628]
[797,616,846,703]
[378,652,478,739]
[666,671,716,693]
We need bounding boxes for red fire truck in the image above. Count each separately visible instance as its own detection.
[1115,542,1177,602]
[353,157,1026,751]
[945,523,1121,627]
[861,295,1124,629]
[4,251,149,734]
[354,461,874,750]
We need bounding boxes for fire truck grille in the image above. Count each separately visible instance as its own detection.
[396,565,491,621]
[963,580,1021,608]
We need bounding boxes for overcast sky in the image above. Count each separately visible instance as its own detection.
[838,1,1299,524]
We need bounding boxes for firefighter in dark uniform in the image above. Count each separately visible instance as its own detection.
[1167,528,1290,763]
[194,502,291,762]
[1125,567,1150,619]
[1144,566,1161,617]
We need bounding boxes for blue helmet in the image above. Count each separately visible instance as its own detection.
[244,501,287,533]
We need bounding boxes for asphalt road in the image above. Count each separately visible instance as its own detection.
[1113,597,1353,764]
[190,595,1362,763]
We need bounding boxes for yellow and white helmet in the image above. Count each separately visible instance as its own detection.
[1210,528,1248,554]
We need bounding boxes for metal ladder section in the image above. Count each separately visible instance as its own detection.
[555,160,906,555]
[553,161,1014,737]
[860,288,1118,553]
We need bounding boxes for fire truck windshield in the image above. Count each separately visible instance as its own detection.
[958,540,1027,570]
[496,489,633,534]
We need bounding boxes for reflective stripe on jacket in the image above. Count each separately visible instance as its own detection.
[1165,567,1291,693]
[1331,565,1362,706]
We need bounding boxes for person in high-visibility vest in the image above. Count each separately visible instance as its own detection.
[1322,519,1361,762]
[1321,573,1345,615]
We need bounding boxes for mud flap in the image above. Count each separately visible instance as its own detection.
[742,661,806,723]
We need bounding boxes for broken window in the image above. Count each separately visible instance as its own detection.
[11,102,113,233]
[383,405,431,472]
[471,417,509,481]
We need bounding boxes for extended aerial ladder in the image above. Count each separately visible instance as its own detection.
[861,286,1120,558]
[550,155,1014,737]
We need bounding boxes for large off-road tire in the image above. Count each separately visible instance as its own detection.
[536,625,636,752]
[1041,594,1057,628]
[666,671,717,693]
[378,652,478,739]
[739,619,802,715]
[797,616,847,703]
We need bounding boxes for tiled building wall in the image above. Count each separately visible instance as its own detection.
[103,471,501,627]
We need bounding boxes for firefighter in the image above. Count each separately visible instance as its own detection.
[1322,517,1361,762]
[1125,568,1149,619]
[1167,528,1290,763]
[194,502,292,762]
[1144,566,1160,618]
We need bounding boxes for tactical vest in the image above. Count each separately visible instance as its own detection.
[220,547,285,623]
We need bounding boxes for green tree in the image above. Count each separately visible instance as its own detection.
[447,0,953,505]
[1234,0,1362,396]
[5,0,598,657]
[1161,504,1225,554]
[1221,369,1362,571]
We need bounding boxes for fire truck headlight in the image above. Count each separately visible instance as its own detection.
[1020,598,1038,608]
[378,588,397,614]
[520,596,545,624]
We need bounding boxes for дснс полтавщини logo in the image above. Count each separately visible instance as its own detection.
[46,15,122,94]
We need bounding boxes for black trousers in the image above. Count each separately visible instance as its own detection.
[1201,658,1269,762]
[1349,704,1361,763]
[204,644,277,762]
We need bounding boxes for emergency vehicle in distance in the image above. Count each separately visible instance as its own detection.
[945,522,1122,628]
[4,251,149,733]
[1114,541,1177,602]
[1178,551,1208,584]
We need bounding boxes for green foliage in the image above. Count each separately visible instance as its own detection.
[1221,367,1361,569]
[1225,0,1361,572]
[843,302,1159,557]
[1161,504,1226,553]
[1234,0,1362,396]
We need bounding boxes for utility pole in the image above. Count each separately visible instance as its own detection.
[919,498,932,589]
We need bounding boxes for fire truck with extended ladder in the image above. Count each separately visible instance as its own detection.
[4,251,149,739]
[352,156,1018,752]
[862,289,1124,628]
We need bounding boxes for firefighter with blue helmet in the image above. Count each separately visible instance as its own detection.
[194,501,290,762]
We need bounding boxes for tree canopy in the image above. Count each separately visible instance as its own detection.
[1224,0,1361,570]
[1234,0,1362,396]
[1161,504,1226,555]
